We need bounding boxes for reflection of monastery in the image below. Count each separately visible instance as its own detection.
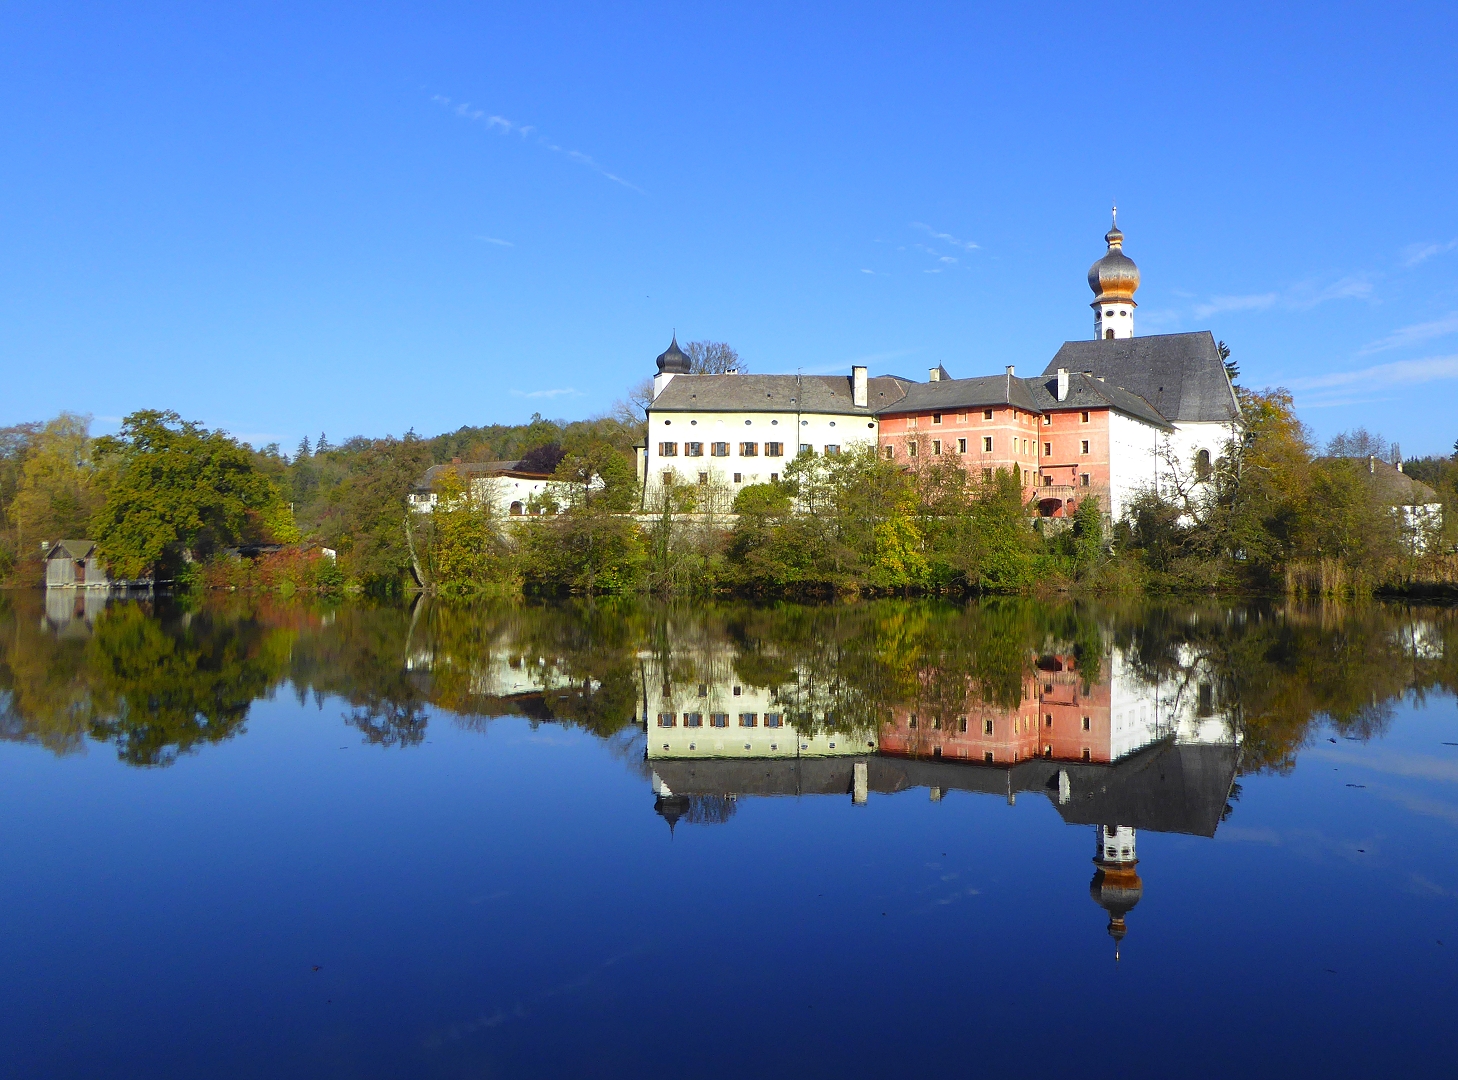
[642,644,1239,956]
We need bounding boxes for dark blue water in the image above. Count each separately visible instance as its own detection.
[1,595,1456,1077]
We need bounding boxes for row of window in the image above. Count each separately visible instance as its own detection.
[907,410,1094,426]
[890,437,1094,459]
[659,441,786,458]
[917,747,1093,763]
[905,714,1092,733]
[658,712,783,728]
[659,442,844,459]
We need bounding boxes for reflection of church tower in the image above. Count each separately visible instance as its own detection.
[1088,208,1140,340]
[1089,825,1143,959]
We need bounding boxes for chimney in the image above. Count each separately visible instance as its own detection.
[1056,368,1069,402]
[1005,365,1015,377]
[928,366,941,382]
[852,365,868,408]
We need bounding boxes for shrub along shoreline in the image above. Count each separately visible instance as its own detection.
[6,391,1458,601]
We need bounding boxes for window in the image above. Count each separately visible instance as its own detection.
[740,442,758,456]
[732,686,741,696]
[1043,475,1053,487]
[982,468,993,481]
[1106,329,1114,339]
[824,444,840,455]
[932,413,942,425]
[699,684,708,697]
[983,436,993,452]
[957,438,967,453]
[1081,440,1089,455]
[662,471,675,485]
[659,442,677,456]
[686,441,703,456]
[699,472,709,484]
[1044,442,1052,456]
[684,713,703,728]
[769,472,778,482]
[1196,448,1212,478]
[983,409,994,420]
[733,472,742,483]
[710,713,729,728]
[983,719,994,736]
[908,441,917,458]
[907,416,917,430]
[958,716,968,732]
[799,443,812,454]
[909,714,917,729]
[884,445,894,459]
[1045,714,1052,727]
[739,713,757,727]
[1080,473,1090,487]
[1023,469,1030,484]
[710,442,729,457]
[1082,716,1091,731]
[932,440,942,455]
[764,713,782,728]
[1081,411,1090,423]
[1043,414,1051,426]
[765,441,783,457]
[657,713,676,727]
[933,716,942,730]
[1082,748,1092,761]
[958,413,968,422]
[985,752,994,763]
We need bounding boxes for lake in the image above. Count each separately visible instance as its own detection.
[2,591,1456,1078]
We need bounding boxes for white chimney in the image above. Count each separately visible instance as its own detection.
[928,366,941,382]
[1056,367,1069,402]
[1005,365,1015,377]
[852,365,868,408]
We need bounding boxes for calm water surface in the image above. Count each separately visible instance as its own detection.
[2,592,1457,1078]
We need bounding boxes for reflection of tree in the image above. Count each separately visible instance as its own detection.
[85,604,293,766]
[347,701,429,747]
[8,588,1458,780]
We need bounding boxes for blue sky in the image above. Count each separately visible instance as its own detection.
[3,2,1456,454]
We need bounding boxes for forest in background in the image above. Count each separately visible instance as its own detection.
[6,352,1458,598]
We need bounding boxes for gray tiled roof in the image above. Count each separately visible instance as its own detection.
[880,373,1042,415]
[412,460,553,491]
[1022,373,1173,430]
[1043,332,1240,424]
[649,373,911,415]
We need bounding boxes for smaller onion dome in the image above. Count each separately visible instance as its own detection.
[1088,207,1140,306]
[656,334,692,374]
[1090,858,1143,957]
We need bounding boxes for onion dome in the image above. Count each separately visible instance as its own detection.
[656,334,692,375]
[1087,207,1140,306]
[1090,858,1143,956]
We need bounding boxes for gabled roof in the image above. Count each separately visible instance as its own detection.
[1324,457,1442,506]
[879,373,1042,416]
[649,373,911,416]
[44,540,96,560]
[1044,331,1240,424]
[412,461,554,491]
[1023,373,1173,430]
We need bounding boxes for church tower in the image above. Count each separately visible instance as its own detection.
[1089,824,1142,960]
[1088,208,1140,340]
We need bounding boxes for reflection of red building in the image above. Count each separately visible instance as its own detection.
[878,654,1113,765]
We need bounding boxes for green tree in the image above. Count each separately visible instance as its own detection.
[90,410,298,580]
[10,413,101,554]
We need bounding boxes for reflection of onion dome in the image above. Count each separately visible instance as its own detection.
[1087,208,1140,306]
[656,334,692,375]
[654,793,691,835]
[1090,857,1143,958]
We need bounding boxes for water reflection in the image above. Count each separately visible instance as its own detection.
[0,591,1451,950]
[638,624,1242,952]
